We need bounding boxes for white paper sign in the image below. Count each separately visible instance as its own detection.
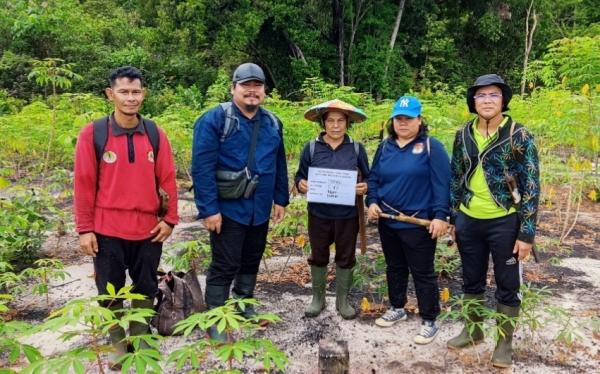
[306,167,358,206]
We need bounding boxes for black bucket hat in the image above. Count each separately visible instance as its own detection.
[466,74,513,113]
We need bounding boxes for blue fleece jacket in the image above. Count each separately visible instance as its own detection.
[366,134,450,229]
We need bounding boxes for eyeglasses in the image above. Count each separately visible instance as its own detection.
[474,93,502,101]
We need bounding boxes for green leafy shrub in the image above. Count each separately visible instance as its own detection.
[0,189,49,269]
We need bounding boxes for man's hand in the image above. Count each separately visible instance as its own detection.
[355,182,368,196]
[203,213,222,234]
[79,232,98,257]
[272,204,286,224]
[151,220,174,242]
[298,179,308,194]
[429,219,448,239]
[513,240,533,261]
[367,203,382,221]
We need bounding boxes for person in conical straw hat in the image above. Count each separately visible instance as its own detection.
[294,99,369,320]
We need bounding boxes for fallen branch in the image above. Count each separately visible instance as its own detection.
[52,278,81,288]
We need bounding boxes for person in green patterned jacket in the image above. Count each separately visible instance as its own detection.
[446,74,540,368]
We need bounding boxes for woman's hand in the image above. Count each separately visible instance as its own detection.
[367,203,382,220]
[356,182,368,195]
[429,218,448,239]
[297,179,308,194]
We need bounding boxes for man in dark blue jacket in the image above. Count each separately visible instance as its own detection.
[192,63,289,340]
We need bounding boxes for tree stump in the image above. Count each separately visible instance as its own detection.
[318,339,349,373]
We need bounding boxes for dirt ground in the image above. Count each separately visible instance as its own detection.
[8,189,600,373]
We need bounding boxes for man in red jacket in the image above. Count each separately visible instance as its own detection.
[74,66,178,368]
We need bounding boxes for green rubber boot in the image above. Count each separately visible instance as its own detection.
[107,301,127,370]
[491,303,519,368]
[304,266,327,318]
[447,293,486,349]
[130,298,154,350]
[335,266,356,320]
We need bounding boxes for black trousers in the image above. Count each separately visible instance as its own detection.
[307,213,359,269]
[206,215,269,287]
[378,223,440,321]
[455,212,521,307]
[93,234,162,304]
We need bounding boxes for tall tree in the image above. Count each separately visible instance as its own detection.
[384,0,406,78]
[347,0,372,84]
[332,0,345,85]
[521,0,538,95]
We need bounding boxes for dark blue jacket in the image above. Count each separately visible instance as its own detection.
[191,103,289,226]
[294,133,369,219]
[366,134,450,229]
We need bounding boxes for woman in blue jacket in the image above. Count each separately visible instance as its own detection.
[295,99,370,320]
[367,96,450,344]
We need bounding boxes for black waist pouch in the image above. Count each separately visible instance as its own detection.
[216,167,250,199]
[215,117,262,200]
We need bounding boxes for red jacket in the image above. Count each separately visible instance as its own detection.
[74,119,179,240]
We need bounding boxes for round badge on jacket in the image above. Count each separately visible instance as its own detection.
[147,151,155,163]
[412,143,424,154]
[102,151,117,164]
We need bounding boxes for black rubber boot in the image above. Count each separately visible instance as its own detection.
[232,273,258,319]
[491,303,519,368]
[106,301,127,370]
[130,298,154,350]
[447,293,486,349]
[205,284,230,343]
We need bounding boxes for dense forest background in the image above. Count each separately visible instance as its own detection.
[0,0,599,113]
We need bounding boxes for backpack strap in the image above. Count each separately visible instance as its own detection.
[93,116,160,162]
[92,116,110,163]
[218,103,280,142]
[263,108,281,133]
[93,115,163,211]
[309,139,316,164]
[219,102,238,142]
[350,136,360,157]
[142,117,160,159]
[426,136,431,157]
[309,136,360,164]
[509,118,516,157]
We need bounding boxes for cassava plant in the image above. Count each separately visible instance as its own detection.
[27,58,82,181]
[168,298,287,373]
[0,294,42,370]
[20,258,69,307]
[25,284,157,374]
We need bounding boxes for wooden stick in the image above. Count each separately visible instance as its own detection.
[356,169,367,255]
[378,212,431,227]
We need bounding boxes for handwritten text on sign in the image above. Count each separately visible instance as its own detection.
[306,167,358,206]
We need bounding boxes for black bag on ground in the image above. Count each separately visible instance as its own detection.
[152,269,206,336]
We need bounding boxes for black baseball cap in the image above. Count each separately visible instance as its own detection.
[232,63,266,84]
